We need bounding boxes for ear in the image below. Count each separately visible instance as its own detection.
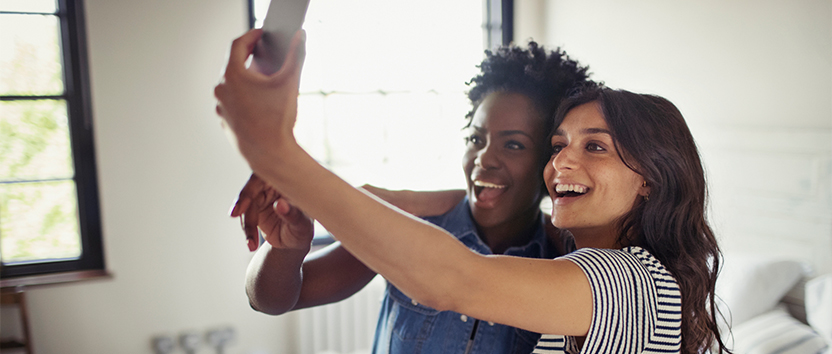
[639,180,651,199]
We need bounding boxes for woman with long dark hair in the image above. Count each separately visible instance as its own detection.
[214,29,729,354]
[540,88,728,353]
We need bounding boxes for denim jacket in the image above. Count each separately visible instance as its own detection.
[372,197,559,354]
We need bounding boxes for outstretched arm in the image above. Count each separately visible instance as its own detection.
[215,29,592,336]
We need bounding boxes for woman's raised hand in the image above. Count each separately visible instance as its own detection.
[214,29,306,171]
[230,174,314,252]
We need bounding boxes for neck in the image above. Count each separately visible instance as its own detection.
[477,208,540,255]
[569,226,621,250]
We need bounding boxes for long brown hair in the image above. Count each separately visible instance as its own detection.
[551,87,729,354]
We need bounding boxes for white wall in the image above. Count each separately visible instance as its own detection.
[518,0,832,274]
[23,1,298,353]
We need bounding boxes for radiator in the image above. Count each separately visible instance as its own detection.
[297,276,387,354]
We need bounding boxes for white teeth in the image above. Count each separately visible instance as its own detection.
[474,180,506,189]
[555,183,588,194]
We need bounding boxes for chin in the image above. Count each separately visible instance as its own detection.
[549,215,574,230]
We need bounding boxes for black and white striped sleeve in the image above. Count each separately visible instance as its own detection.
[561,247,682,354]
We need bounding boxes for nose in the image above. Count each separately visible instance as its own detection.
[551,145,577,172]
[474,141,500,170]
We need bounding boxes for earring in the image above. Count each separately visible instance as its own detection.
[642,181,649,201]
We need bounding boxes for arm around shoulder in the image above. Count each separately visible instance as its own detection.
[361,185,465,217]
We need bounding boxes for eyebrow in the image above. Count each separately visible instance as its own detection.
[470,126,535,140]
[552,127,613,137]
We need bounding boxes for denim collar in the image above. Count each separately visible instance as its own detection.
[423,196,553,258]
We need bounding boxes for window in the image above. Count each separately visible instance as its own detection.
[484,0,514,49]
[248,0,516,187]
[249,0,512,240]
[0,0,106,285]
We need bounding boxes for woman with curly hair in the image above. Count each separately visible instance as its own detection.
[231,31,597,353]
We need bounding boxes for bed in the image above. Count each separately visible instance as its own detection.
[715,252,831,354]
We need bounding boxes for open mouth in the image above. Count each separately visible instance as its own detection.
[473,180,506,201]
[554,183,589,198]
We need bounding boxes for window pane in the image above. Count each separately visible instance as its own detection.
[251,0,270,28]
[0,13,64,96]
[0,180,82,264]
[298,92,468,189]
[0,100,74,181]
[299,0,483,93]
[0,0,57,13]
[285,0,483,190]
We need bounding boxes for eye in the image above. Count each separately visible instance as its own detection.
[551,144,564,155]
[465,134,483,145]
[586,142,606,152]
[505,141,525,150]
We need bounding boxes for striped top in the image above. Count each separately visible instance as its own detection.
[533,246,682,354]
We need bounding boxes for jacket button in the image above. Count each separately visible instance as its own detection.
[460,315,468,322]
[411,299,418,306]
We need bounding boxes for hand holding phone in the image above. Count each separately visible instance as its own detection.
[251,0,311,75]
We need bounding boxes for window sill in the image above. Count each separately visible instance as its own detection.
[1,270,112,289]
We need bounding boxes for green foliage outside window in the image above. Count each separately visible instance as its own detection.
[0,7,83,265]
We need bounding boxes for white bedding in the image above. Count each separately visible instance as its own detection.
[717,252,830,354]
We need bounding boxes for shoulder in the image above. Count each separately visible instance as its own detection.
[421,198,474,233]
[561,247,680,303]
[561,247,676,285]
[561,247,682,353]
[560,247,645,276]
[560,246,682,320]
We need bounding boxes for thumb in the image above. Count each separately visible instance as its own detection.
[228,29,264,74]
[274,198,292,216]
[274,198,311,229]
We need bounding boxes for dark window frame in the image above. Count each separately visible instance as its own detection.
[484,0,514,49]
[1,0,108,286]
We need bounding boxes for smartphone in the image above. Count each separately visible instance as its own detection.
[251,0,311,75]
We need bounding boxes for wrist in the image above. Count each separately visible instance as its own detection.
[245,134,303,177]
[264,238,312,254]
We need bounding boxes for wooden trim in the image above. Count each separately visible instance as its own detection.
[0,289,32,354]
[1,269,112,289]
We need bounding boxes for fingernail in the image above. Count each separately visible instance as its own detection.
[248,238,257,252]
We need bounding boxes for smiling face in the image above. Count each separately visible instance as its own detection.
[463,92,547,232]
[543,102,648,247]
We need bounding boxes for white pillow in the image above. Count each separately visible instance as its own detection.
[806,274,832,351]
[731,306,828,354]
[715,253,809,328]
